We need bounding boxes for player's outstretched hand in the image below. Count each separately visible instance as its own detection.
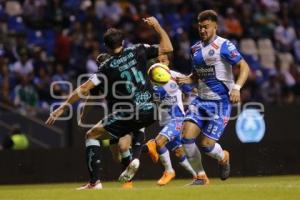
[143,17,161,29]
[230,89,240,104]
[45,107,65,125]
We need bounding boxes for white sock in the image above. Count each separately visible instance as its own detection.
[179,156,197,177]
[121,150,131,159]
[159,148,174,172]
[204,143,224,161]
[183,142,205,175]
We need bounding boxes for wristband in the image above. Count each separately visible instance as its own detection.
[233,84,241,91]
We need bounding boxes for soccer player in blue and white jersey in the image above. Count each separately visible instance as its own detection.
[145,61,209,186]
[177,10,250,183]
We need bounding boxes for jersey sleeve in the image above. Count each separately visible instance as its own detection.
[170,70,186,78]
[137,44,159,59]
[89,74,101,86]
[163,80,179,95]
[220,40,243,66]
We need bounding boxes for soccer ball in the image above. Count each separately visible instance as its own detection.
[147,63,171,85]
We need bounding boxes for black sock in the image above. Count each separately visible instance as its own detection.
[141,144,149,153]
[121,155,131,170]
[131,130,145,159]
[86,145,101,184]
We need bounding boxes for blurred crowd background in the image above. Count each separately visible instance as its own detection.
[0,0,300,117]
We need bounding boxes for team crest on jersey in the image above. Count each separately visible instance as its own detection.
[170,82,177,89]
[208,49,215,56]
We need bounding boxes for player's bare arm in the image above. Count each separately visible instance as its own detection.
[46,79,96,125]
[230,59,250,103]
[143,17,173,54]
[176,73,198,85]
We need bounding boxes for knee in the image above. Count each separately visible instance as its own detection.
[199,136,215,147]
[86,129,95,139]
[174,147,185,158]
[155,137,166,149]
[111,152,121,163]
[118,142,130,152]
[199,138,216,153]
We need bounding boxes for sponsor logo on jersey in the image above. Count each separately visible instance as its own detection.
[195,65,215,78]
[134,91,151,105]
[110,52,135,68]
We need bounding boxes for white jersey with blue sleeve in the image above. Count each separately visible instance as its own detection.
[191,36,243,101]
[153,71,185,126]
[170,70,197,105]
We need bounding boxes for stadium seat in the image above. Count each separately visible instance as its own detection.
[277,52,294,71]
[257,38,276,69]
[240,38,258,57]
[7,16,26,33]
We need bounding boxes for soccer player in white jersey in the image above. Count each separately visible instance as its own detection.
[177,10,250,182]
[145,59,209,186]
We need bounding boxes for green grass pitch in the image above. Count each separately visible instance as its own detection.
[0,176,299,200]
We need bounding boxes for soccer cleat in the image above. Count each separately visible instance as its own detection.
[157,171,175,186]
[190,174,210,185]
[219,150,230,180]
[119,158,140,182]
[146,139,159,163]
[122,181,133,189]
[76,180,102,190]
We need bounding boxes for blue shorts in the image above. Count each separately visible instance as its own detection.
[184,97,231,141]
[159,119,183,151]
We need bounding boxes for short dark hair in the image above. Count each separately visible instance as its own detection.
[197,10,218,22]
[103,28,124,50]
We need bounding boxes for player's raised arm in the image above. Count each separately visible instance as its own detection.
[230,59,250,103]
[45,79,96,125]
[143,17,173,54]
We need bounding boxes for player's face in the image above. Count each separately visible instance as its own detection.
[158,54,170,66]
[198,20,217,43]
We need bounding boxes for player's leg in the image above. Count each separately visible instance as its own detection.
[77,122,112,190]
[109,135,136,189]
[109,138,121,163]
[199,102,231,180]
[173,147,197,178]
[155,119,184,186]
[118,135,140,183]
[119,110,156,182]
[117,134,135,188]
[181,121,206,176]
[170,121,198,179]
[131,129,146,160]
[181,100,208,185]
[154,135,176,186]
[118,134,132,170]
[156,134,174,173]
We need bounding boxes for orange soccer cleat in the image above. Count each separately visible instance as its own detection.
[190,173,210,185]
[122,181,133,189]
[157,171,175,186]
[146,139,159,163]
